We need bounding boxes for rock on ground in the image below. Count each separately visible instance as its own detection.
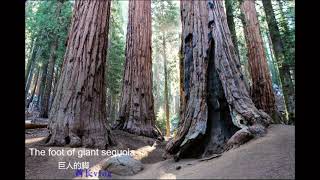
[102,154,144,176]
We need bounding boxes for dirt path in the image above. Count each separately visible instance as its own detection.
[25,124,294,179]
[125,124,295,179]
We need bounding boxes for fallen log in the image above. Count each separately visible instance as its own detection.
[25,121,47,129]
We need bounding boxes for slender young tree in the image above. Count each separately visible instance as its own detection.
[165,0,271,160]
[162,32,170,137]
[239,0,276,118]
[46,0,114,148]
[113,0,163,139]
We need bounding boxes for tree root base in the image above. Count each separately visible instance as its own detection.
[225,124,267,150]
[113,123,164,141]
[45,129,115,149]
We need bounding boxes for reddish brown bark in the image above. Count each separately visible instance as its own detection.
[46,0,113,148]
[113,0,162,140]
[165,0,271,160]
[178,34,185,120]
[240,0,276,117]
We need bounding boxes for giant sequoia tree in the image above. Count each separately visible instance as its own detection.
[113,0,162,139]
[46,0,113,148]
[165,0,272,160]
[239,0,276,118]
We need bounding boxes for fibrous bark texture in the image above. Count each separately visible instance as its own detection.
[113,0,162,140]
[240,0,276,117]
[47,0,113,149]
[165,0,272,160]
[178,34,185,119]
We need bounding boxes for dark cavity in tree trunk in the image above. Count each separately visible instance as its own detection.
[165,0,272,161]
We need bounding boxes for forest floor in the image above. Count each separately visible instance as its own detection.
[25,124,294,179]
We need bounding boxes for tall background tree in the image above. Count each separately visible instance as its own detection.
[113,0,162,139]
[46,0,114,148]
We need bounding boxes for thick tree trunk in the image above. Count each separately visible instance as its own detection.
[240,0,276,118]
[113,0,162,140]
[162,33,170,137]
[262,0,295,124]
[46,0,113,148]
[165,0,271,160]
